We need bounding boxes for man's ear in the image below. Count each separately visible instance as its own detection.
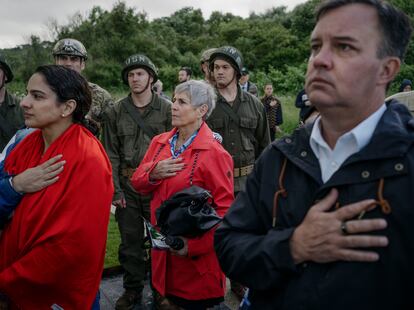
[378,56,401,87]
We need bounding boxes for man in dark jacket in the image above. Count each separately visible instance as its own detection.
[239,67,258,97]
[215,1,413,309]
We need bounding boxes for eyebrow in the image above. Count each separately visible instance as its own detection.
[28,89,47,95]
[311,36,359,43]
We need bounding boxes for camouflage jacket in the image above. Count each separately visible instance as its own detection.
[103,93,172,200]
[0,91,24,151]
[88,82,115,123]
[206,86,270,192]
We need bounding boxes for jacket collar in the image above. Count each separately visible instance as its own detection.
[216,85,248,104]
[274,100,414,183]
[156,122,215,150]
[127,92,161,110]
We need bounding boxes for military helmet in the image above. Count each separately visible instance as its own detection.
[121,54,158,85]
[209,46,243,77]
[52,38,88,60]
[200,48,217,63]
[0,54,13,83]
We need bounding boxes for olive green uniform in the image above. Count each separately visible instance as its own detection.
[103,93,172,292]
[0,91,24,150]
[207,86,270,193]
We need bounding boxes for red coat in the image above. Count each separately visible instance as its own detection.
[131,122,234,300]
[0,125,114,309]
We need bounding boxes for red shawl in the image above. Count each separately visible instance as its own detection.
[0,124,113,309]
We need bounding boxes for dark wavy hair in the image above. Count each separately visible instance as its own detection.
[34,65,98,134]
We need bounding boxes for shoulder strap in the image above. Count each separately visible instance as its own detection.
[122,100,157,139]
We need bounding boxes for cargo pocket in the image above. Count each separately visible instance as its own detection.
[240,117,257,151]
[209,118,225,131]
[118,124,136,158]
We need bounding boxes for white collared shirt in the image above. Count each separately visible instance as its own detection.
[310,104,386,183]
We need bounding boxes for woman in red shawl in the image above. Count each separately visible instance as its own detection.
[0,65,114,309]
[131,80,234,309]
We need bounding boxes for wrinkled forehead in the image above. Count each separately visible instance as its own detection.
[312,4,380,40]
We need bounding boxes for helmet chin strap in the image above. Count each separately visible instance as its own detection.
[134,75,152,95]
[216,72,237,90]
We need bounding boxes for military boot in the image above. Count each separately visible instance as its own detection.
[115,289,142,310]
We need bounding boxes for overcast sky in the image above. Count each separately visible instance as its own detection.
[0,0,307,49]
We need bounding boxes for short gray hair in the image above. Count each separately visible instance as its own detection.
[174,80,216,120]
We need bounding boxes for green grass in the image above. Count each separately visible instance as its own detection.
[104,214,120,268]
[277,95,301,138]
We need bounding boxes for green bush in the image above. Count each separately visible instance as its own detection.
[252,62,307,96]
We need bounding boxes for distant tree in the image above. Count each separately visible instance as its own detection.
[1,0,412,94]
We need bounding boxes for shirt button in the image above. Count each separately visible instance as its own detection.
[300,151,307,157]
[285,138,292,144]
[361,171,370,178]
[231,142,235,146]
[230,129,234,133]
[331,161,337,167]
[394,163,404,171]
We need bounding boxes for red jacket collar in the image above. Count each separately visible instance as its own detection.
[156,122,215,150]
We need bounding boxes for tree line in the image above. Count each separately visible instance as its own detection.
[2,0,413,96]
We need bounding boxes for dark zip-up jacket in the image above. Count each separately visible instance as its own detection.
[215,101,414,310]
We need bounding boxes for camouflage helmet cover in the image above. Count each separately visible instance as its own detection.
[200,48,217,63]
[121,54,158,85]
[52,38,88,60]
[0,54,13,83]
[209,46,243,76]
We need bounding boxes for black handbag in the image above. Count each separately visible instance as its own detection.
[155,185,222,237]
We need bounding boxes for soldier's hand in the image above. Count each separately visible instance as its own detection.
[150,157,185,180]
[290,188,388,264]
[12,155,65,193]
[113,196,126,208]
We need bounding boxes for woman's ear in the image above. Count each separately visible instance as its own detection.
[198,104,208,119]
[61,99,77,117]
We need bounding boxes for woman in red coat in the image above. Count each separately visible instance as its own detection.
[0,65,113,309]
[131,80,234,309]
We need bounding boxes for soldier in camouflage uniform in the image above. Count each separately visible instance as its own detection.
[103,54,172,310]
[52,38,114,129]
[200,48,217,84]
[0,55,24,150]
[206,46,270,299]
